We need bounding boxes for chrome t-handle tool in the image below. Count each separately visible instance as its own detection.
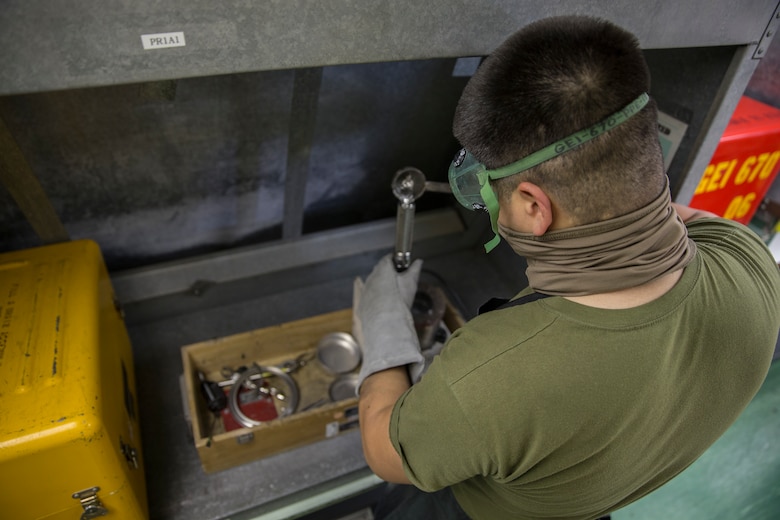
[391,167,426,271]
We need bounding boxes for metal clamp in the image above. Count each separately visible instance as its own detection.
[218,352,313,388]
[228,364,299,428]
[72,487,108,519]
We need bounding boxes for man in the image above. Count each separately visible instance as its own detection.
[356,15,780,520]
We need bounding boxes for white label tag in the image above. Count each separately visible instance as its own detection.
[141,32,186,50]
[325,421,340,438]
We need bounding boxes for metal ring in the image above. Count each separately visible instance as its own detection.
[228,364,300,428]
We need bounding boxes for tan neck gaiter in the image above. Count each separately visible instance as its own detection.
[497,180,696,296]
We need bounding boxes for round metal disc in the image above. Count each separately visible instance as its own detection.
[391,167,426,203]
[316,332,361,374]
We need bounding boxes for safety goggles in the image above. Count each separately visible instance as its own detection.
[448,93,649,252]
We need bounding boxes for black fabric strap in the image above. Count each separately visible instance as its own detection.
[478,292,552,315]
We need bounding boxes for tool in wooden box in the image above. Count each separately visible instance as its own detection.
[218,351,314,388]
[197,353,313,430]
[197,371,228,447]
[227,364,299,427]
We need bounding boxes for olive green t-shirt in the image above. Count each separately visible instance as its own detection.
[390,218,780,520]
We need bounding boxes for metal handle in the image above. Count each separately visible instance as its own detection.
[424,181,452,194]
[391,167,426,272]
[394,199,415,271]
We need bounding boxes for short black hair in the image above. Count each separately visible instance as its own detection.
[453,15,665,224]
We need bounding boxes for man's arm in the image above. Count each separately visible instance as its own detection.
[352,255,423,484]
[358,368,413,484]
[671,203,719,223]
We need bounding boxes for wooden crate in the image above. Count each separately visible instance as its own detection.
[181,305,464,473]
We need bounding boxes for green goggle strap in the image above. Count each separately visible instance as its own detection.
[478,92,650,252]
[478,171,502,252]
[486,93,649,181]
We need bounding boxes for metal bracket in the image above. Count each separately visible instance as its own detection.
[120,438,140,469]
[72,487,109,519]
[754,3,780,58]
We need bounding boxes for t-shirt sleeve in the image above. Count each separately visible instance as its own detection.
[686,218,780,306]
[389,344,496,491]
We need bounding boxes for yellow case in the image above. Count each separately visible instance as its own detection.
[0,240,148,520]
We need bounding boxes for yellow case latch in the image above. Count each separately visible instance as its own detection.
[72,487,108,519]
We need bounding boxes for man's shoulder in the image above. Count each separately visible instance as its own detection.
[687,216,766,248]
[432,298,559,380]
[454,295,558,342]
[687,217,779,282]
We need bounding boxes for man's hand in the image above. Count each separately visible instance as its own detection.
[353,254,424,394]
[671,203,719,223]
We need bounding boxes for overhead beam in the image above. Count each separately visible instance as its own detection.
[1,0,777,95]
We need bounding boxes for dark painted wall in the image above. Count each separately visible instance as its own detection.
[0,59,468,269]
[1,42,778,271]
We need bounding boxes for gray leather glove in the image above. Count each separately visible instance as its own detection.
[353,254,424,395]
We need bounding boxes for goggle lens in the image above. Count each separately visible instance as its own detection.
[448,149,503,252]
[448,149,489,210]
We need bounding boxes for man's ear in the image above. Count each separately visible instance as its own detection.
[515,181,553,236]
